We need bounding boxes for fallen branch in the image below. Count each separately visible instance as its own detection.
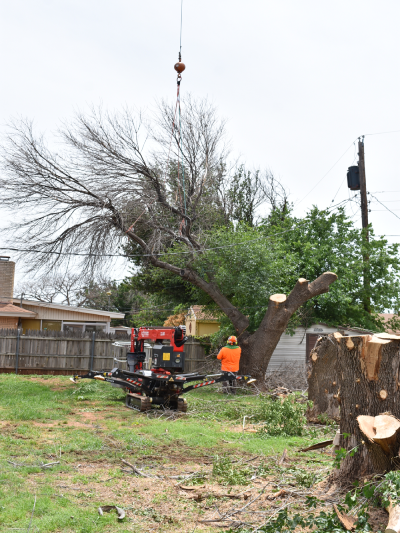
[333,504,357,531]
[121,459,159,479]
[278,449,288,465]
[7,460,60,469]
[299,440,333,452]
[98,505,125,520]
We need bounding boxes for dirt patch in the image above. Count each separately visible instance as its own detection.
[24,376,71,391]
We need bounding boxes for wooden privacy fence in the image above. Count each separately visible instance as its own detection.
[184,340,208,373]
[0,329,206,375]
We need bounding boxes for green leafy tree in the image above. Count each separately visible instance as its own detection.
[124,206,400,337]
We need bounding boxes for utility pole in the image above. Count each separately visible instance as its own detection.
[358,136,371,313]
[358,137,369,236]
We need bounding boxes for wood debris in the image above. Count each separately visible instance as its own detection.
[333,504,357,531]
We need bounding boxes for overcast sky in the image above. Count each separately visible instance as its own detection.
[1,0,400,281]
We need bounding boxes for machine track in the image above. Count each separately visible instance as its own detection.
[177,398,187,413]
[126,393,151,412]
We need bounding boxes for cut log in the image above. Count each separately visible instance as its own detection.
[386,501,400,533]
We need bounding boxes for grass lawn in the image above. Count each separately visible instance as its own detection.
[0,374,358,532]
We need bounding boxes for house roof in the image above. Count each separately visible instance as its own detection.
[188,305,219,321]
[11,298,125,320]
[0,303,36,317]
[379,313,399,334]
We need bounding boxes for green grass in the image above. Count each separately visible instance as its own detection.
[0,374,336,532]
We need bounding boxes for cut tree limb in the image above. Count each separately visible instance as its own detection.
[300,440,334,452]
[241,272,338,382]
[357,414,400,456]
[333,504,357,531]
[386,501,400,533]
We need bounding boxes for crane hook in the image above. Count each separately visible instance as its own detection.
[174,51,185,80]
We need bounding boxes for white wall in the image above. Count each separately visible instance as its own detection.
[267,323,340,372]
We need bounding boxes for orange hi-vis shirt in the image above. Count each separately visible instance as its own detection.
[217,345,241,372]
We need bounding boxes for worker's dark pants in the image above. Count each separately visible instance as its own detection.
[222,372,237,394]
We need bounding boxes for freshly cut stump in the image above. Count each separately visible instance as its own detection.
[307,333,340,422]
[334,334,400,480]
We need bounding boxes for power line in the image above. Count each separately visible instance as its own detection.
[298,129,400,208]
[364,129,400,137]
[369,194,400,222]
[371,191,400,194]
[297,140,356,205]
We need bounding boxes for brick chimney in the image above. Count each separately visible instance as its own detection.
[0,256,15,304]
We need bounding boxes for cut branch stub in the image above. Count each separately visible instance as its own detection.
[269,294,287,307]
[358,414,400,456]
[333,331,342,343]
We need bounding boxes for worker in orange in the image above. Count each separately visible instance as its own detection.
[217,336,241,394]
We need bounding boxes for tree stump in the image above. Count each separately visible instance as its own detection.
[335,334,400,479]
[307,333,340,422]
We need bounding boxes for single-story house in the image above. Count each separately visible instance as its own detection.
[0,256,124,333]
[109,325,132,337]
[185,305,220,336]
[11,298,125,334]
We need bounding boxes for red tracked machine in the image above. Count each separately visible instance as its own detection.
[71,326,255,412]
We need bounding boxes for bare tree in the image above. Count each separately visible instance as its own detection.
[223,166,289,226]
[14,271,115,307]
[0,99,336,383]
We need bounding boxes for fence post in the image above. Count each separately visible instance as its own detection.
[89,331,96,371]
[15,328,21,375]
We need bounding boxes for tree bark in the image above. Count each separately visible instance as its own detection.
[307,333,340,422]
[335,334,400,480]
[238,272,338,384]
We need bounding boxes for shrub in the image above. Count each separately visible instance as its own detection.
[257,396,309,437]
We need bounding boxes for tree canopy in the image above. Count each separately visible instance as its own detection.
[124,206,400,333]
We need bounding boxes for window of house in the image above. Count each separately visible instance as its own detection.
[63,324,84,333]
[42,320,61,331]
[85,325,106,333]
[62,322,107,333]
[21,319,41,333]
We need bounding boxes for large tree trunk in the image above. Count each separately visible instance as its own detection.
[335,334,400,480]
[238,272,338,384]
[307,333,340,422]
